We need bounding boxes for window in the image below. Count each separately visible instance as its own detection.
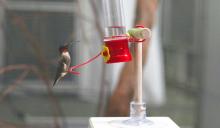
[2,0,78,89]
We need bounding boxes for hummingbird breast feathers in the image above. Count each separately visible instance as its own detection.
[62,51,71,68]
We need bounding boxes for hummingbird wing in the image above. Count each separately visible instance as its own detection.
[53,61,65,86]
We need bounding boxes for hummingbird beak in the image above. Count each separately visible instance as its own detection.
[64,41,80,48]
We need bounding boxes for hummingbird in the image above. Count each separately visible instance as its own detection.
[53,44,71,86]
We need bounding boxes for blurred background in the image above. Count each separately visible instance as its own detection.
[0,0,220,128]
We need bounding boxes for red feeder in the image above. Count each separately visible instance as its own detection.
[102,35,131,63]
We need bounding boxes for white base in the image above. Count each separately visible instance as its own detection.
[89,117,180,128]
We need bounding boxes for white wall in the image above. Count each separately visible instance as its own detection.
[200,0,220,127]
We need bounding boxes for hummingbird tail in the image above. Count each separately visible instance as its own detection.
[53,77,61,86]
[53,80,58,86]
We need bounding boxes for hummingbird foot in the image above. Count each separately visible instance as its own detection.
[68,52,102,76]
[68,69,80,75]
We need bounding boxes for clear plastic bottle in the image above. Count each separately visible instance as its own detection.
[102,0,126,37]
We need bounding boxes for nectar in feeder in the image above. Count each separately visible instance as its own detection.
[102,36,131,63]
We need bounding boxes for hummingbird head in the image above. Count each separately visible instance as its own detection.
[59,45,68,53]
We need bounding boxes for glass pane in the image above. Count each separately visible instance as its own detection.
[4,11,74,82]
